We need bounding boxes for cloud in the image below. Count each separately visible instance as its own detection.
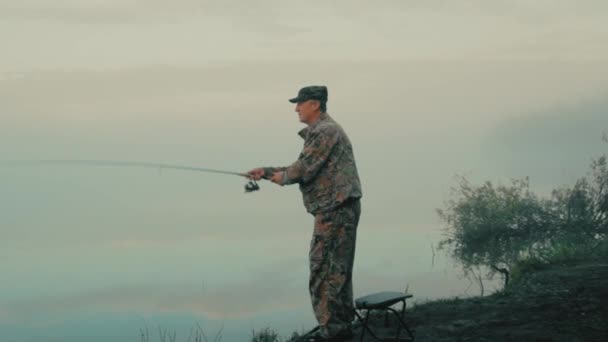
[0,0,307,28]
[480,96,608,189]
[0,1,137,24]
[2,1,607,71]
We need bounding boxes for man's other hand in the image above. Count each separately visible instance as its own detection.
[270,171,285,186]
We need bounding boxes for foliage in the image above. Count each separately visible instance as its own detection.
[438,152,608,287]
[511,238,608,283]
[546,155,608,244]
[250,327,282,342]
[437,176,551,276]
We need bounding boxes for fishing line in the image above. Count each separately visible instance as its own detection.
[0,159,260,192]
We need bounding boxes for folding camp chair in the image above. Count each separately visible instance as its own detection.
[353,291,415,341]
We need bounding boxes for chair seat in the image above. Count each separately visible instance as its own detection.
[355,291,413,310]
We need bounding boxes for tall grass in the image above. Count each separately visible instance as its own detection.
[511,238,608,282]
[138,325,295,342]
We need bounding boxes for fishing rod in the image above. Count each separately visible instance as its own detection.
[0,159,261,193]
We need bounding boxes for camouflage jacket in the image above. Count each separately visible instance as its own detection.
[263,112,362,214]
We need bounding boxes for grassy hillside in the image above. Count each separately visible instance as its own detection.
[350,261,608,342]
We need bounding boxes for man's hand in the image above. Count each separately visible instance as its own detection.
[270,171,285,186]
[247,168,265,180]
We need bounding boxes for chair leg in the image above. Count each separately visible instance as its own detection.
[387,307,415,341]
[394,299,405,339]
[354,309,382,341]
[354,301,415,342]
[384,310,389,327]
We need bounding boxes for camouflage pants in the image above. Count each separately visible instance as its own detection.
[309,198,361,338]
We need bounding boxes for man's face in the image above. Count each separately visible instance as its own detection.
[295,100,320,124]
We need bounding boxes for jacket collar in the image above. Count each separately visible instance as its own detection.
[298,112,329,139]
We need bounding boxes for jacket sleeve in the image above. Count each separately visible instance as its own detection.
[283,126,338,184]
[261,166,287,179]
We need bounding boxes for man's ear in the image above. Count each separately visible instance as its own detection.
[312,100,320,111]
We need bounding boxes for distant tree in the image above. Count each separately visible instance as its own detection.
[438,148,608,289]
[547,155,608,245]
[437,176,553,287]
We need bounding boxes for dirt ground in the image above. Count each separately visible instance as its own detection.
[293,262,608,342]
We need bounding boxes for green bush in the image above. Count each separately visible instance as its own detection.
[250,327,281,342]
[438,152,608,288]
[511,236,608,283]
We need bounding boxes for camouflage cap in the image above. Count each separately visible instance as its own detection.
[288,85,328,103]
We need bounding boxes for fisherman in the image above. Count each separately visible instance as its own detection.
[247,86,362,341]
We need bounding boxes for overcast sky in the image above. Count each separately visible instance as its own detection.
[1,0,608,70]
[1,1,607,341]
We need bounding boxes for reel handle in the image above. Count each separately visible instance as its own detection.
[244,179,260,193]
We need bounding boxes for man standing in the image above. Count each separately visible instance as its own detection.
[247,86,362,341]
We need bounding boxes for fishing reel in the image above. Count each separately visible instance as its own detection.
[244,179,260,193]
